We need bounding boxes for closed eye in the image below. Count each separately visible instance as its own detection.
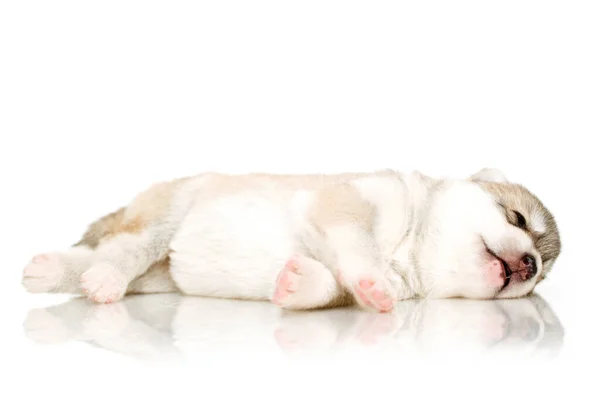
[514,211,527,229]
[497,203,528,230]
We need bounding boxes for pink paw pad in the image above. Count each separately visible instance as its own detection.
[272,258,301,305]
[354,279,395,313]
[284,258,299,272]
[80,263,127,304]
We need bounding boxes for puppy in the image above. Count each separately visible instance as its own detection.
[22,168,561,313]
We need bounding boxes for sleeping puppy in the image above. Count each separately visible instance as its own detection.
[21,168,561,313]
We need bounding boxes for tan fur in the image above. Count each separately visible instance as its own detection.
[127,258,180,294]
[74,207,126,248]
[322,291,355,308]
[308,182,375,233]
[76,177,189,247]
[124,179,187,222]
[193,170,399,197]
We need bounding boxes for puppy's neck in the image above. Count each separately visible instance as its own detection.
[388,170,442,298]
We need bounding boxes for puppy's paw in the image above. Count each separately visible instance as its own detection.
[341,274,397,313]
[80,263,127,304]
[272,255,336,310]
[22,253,63,293]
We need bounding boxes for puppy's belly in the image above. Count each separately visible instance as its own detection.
[169,194,297,300]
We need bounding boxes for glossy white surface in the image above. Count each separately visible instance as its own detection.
[3,1,598,398]
[22,293,565,361]
[7,280,588,399]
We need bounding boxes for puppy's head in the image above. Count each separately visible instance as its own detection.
[416,168,561,300]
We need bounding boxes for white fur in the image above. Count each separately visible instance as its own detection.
[169,187,295,299]
[166,170,543,303]
[352,175,411,260]
[530,211,547,234]
[272,255,341,310]
[168,175,409,303]
[470,167,508,183]
[415,180,541,299]
[80,263,128,303]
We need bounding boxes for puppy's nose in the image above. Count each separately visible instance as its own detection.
[519,254,537,280]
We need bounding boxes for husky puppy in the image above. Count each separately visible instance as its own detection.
[22,168,561,313]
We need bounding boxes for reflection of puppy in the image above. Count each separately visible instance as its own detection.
[22,168,561,312]
[23,295,181,361]
[404,295,564,356]
[274,294,564,357]
[23,294,563,360]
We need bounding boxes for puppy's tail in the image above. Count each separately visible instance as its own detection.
[73,207,126,248]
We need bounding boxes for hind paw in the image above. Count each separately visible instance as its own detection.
[22,253,63,293]
[80,263,127,304]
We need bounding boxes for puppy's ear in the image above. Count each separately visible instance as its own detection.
[469,168,508,183]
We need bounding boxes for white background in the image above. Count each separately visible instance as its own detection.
[1,1,598,398]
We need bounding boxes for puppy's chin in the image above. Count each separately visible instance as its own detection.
[494,278,537,299]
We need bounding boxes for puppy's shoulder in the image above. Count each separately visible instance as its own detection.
[349,171,409,210]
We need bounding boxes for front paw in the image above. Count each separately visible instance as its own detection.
[354,278,397,312]
[80,263,127,304]
[339,273,397,313]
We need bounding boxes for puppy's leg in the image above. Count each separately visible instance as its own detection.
[78,179,194,303]
[126,259,180,295]
[271,254,351,310]
[22,248,179,297]
[23,177,195,303]
[78,233,167,303]
[308,183,398,312]
[22,246,96,294]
